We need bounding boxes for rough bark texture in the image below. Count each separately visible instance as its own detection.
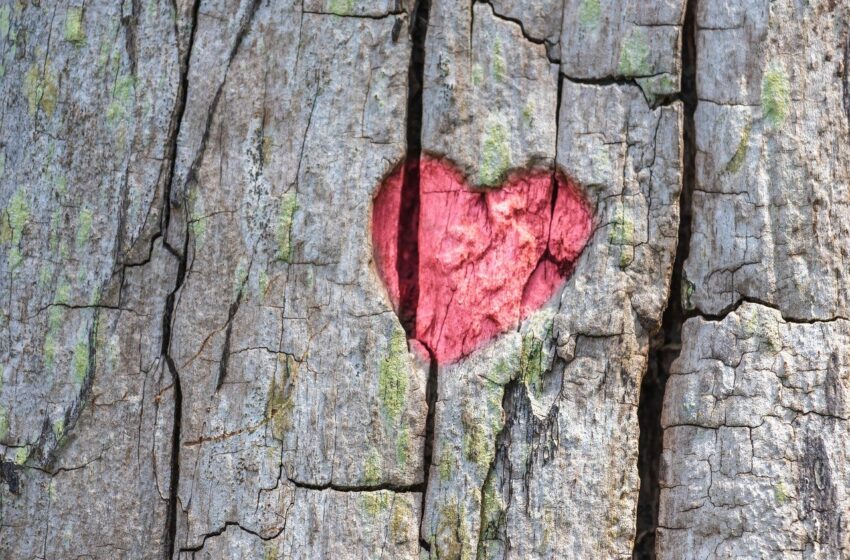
[0,1,846,559]
[659,0,850,558]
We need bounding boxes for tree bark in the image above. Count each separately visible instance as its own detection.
[0,1,846,559]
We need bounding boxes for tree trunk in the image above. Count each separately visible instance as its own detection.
[0,1,847,559]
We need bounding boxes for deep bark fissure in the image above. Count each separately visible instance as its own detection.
[215,289,243,391]
[399,0,435,552]
[632,1,697,558]
[843,32,849,127]
[287,477,423,494]
[162,0,201,558]
[476,0,560,64]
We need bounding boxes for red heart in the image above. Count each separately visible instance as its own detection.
[373,156,593,365]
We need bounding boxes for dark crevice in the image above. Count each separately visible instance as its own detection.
[843,31,849,128]
[287,477,424,493]
[162,0,201,558]
[561,73,680,110]
[420,353,438,552]
[400,0,434,553]
[179,521,285,553]
[688,296,850,325]
[632,0,697,558]
[171,0,262,210]
[475,0,560,64]
[397,0,427,335]
[302,9,405,20]
[215,290,243,391]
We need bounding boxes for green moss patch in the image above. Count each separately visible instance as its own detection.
[491,39,507,82]
[379,326,408,422]
[578,0,601,27]
[276,191,298,262]
[328,0,354,16]
[24,63,59,117]
[618,28,651,77]
[479,118,511,187]
[761,64,791,129]
[364,448,383,485]
[726,122,752,173]
[64,7,85,45]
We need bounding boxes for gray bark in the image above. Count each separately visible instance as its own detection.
[0,1,847,559]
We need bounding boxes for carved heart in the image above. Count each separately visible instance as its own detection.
[373,156,593,365]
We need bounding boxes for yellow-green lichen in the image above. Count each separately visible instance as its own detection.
[362,491,391,516]
[389,499,413,542]
[636,73,678,103]
[266,354,298,439]
[491,39,507,82]
[0,406,8,440]
[24,63,59,117]
[726,122,752,173]
[743,308,782,352]
[396,425,410,466]
[64,7,85,45]
[263,543,279,560]
[4,189,29,270]
[0,5,9,41]
[275,191,298,262]
[262,135,274,167]
[188,187,207,243]
[39,267,57,292]
[479,118,511,187]
[578,0,601,27]
[462,408,493,470]
[520,329,546,395]
[762,64,791,129]
[97,40,112,71]
[521,101,535,128]
[14,446,28,466]
[379,326,408,422]
[55,174,68,195]
[774,481,790,504]
[55,280,71,305]
[436,501,472,560]
[363,449,383,485]
[491,356,515,386]
[75,207,94,248]
[618,28,651,77]
[472,63,484,87]
[232,259,248,299]
[52,417,65,440]
[609,207,634,246]
[484,381,505,434]
[258,269,270,298]
[477,474,506,557]
[106,74,135,126]
[328,0,354,16]
[72,333,90,386]
[438,449,455,481]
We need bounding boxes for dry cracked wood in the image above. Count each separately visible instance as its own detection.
[1,0,847,559]
[659,0,850,558]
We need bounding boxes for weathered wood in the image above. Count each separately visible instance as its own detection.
[2,0,847,559]
[659,0,850,558]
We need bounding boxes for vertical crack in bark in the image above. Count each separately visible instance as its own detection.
[216,290,243,391]
[401,0,434,551]
[162,0,201,557]
[632,1,697,558]
[843,31,849,128]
